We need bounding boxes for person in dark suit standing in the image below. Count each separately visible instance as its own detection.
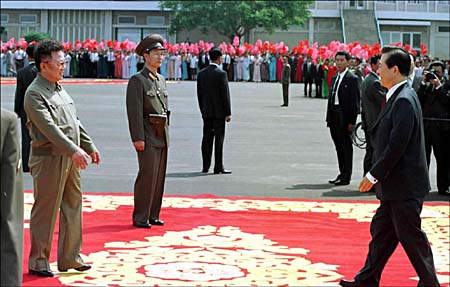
[14,43,37,172]
[416,61,450,196]
[280,55,291,107]
[360,54,386,190]
[315,61,324,98]
[126,34,170,229]
[198,50,210,71]
[302,55,314,97]
[340,46,440,287]
[1,109,24,287]
[326,50,360,186]
[197,47,232,174]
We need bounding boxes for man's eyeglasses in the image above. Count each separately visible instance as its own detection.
[43,60,68,68]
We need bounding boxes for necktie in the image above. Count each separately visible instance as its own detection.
[332,74,340,104]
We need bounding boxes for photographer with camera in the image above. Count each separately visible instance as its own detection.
[417,60,450,196]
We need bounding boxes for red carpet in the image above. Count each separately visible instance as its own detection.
[22,192,449,286]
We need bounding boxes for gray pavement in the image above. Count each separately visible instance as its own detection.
[1,80,446,201]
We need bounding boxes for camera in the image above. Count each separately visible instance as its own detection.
[425,69,437,82]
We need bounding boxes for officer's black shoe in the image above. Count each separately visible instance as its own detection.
[29,269,54,277]
[133,221,151,228]
[150,219,165,226]
[58,264,91,272]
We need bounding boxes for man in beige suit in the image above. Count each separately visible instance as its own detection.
[126,34,169,229]
[1,108,24,287]
[24,40,101,277]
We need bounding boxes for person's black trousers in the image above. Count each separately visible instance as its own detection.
[329,107,353,182]
[354,199,440,287]
[424,121,450,193]
[282,83,289,106]
[20,117,30,172]
[201,118,226,172]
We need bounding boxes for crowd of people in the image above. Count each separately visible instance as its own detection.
[2,38,449,96]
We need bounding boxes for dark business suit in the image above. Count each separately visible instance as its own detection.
[354,83,440,287]
[416,78,450,194]
[281,62,291,106]
[315,63,323,98]
[198,53,210,71]
[1,109,24,287]
[326,70,359,182]
[361,71,386,175]
[302,61,314,97]
[14,62,37,172]
[197,64,231,172]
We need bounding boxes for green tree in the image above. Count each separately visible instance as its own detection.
[159,0,313,41]
[23,31,52,43]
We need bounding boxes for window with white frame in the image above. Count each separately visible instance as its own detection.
[118,16,136,25]
[438,26,450,33]
[147,16,165,26]
[20,14,37,24]
[1,14,8,24]
[382,31,421,49]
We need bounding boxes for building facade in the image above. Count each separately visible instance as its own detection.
[1,0,449,59]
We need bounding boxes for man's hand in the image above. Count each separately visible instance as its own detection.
[359,176,375,192]
[133,140,145,151]
[90,151,101,165]
[71,148,90,170]
[225,116,231,123]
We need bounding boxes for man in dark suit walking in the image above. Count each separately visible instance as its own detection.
[326,50,360,186]
[340,46,440,287]
[197,48,232,174]
[302,55,314,97]
[1,109,24,287]
[14,43,37,172]
[360,54,386,189]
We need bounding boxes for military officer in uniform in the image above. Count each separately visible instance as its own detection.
[1,108,24,287]
[25,40,101,277]
[126,34,169,229]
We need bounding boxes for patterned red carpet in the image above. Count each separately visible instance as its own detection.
[22,192,449,286]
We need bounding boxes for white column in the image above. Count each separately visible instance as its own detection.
[40,10,48,34]
[104,11,113,40]
[308,17,314,43]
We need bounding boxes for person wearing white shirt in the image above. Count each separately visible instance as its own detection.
[340,45,440,287]
[326,51,360,186]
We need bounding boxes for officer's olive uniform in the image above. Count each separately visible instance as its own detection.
[126,67,169,224]
[1,109,24,287]
[24,74,97,272]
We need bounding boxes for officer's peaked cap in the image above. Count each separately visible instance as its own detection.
[136,34,165,56]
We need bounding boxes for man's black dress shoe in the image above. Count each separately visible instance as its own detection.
[214,169,232,174]
[280,104,288,107]
[328,175,341,184]
[339,279,362,287]
[29,269,54,277]
[334,180,350,186]
[133,221,151,228]
[149,219,164,226]
[201,169,209,173]
[58,264,91,272]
